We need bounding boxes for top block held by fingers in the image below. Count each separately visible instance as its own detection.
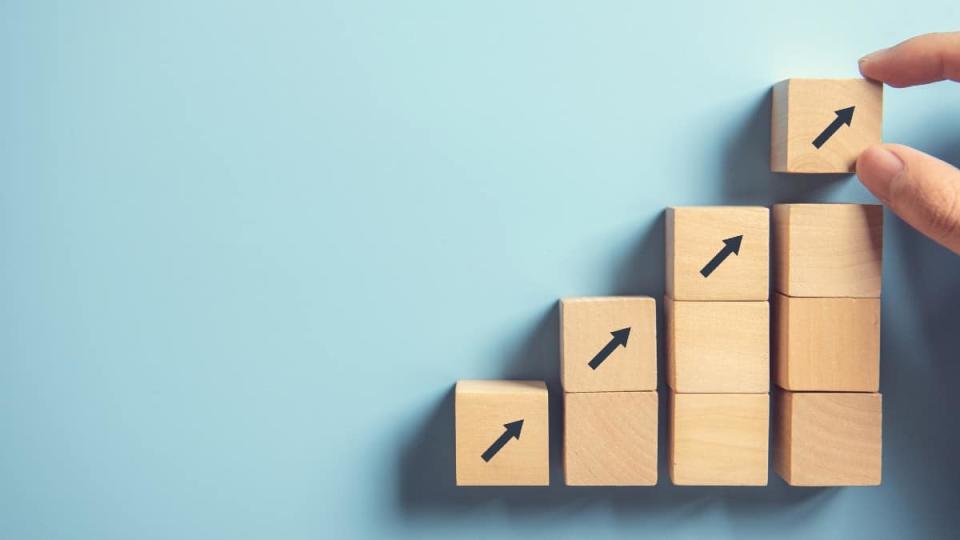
[666,206,769,301]
[772,78,883,173]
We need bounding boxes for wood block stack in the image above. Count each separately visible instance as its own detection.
[772,204,883,486]
[665,207,771,485]
[560,297,658,485]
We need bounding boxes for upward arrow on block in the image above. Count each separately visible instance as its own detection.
[481,420,523,462]
[700,235,743,278]
[812,106,855,149]
[588,328,631,370]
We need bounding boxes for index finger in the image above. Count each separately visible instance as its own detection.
[859,32,960,88]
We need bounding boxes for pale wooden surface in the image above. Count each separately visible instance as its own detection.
[774,390,882,486]
[560,297,657,392]
[564,391,658,486]
[773,203,883,298]
[669,392,769,486]
[455,380,549,486]
[666,206,769,301]
[666,297,769,393]
[771,78,883,173]
[774,293,880,391]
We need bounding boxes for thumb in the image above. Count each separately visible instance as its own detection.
[856,143,960,254]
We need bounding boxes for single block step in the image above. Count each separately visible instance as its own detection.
[455,380,549,486]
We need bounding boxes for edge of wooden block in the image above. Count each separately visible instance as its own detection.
[559,299,568,391]
[773,389,793,485]
[771,79,790,172]
[455,380,548,394]
[664,295,677,392]
[772,205,790,297]
[665,208,677,299]
[772,292,790,389]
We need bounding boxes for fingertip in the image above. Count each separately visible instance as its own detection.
[856,144,905,204]
[858,46,888,77]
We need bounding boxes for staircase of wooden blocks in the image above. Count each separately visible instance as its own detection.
[452,78,886,488]
[772,204,884,486]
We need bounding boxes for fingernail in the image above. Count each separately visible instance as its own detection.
[859,48,887,66]
[858,146,904,203]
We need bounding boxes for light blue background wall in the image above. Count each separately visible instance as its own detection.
[3,2,960,539]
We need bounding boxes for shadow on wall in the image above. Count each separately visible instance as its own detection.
[876,135,960,528]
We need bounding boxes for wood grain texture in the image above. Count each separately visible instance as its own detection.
[455,380,549,486]
[560,297,657,392]
[665,297,769,393]
[771,78,883,173]
[773,203,883,298]
[774,293,880,391]
[669,392,769,486]
[666,206,769,301]
[774,390,882,486]
[564,391,658,486]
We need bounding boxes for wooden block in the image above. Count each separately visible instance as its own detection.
[774,390,882,486]
[455,380,549,486]
[564,391,658,486]
[560,297,657,392]
[774,293,880,391]
[771,78,883,173]
[669,392,769,486]
[773,204,883,297]
[666,206,769,301]
[665,297,769,393]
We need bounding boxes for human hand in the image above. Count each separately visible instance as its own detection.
[856,32,960,254]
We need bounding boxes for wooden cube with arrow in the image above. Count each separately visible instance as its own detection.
[560,296,657,393]
[455,380,549,486]
[771,78,883,173]
[666,206,769,301]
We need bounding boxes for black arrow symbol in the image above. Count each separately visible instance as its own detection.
[812,106,855,149]
[481,420,523,462]
[587,328,631,370]
[700,235,743,278]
